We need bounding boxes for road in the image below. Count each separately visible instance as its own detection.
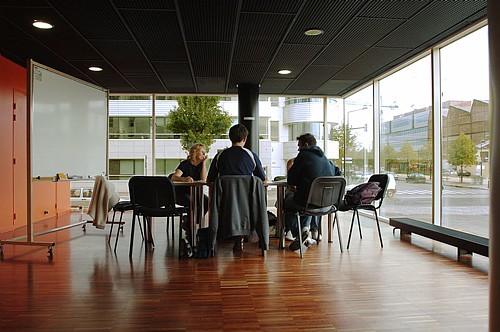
[265,178,490,237]
[383,180,489,237]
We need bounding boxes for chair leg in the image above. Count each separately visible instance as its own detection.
[172,216,175,239]
[317,217,321,245]
[166,216,170,237]
[144,216,154,248]
[374,211,384,248]
[108,210,117,244]
[113,211,124,252]
[356,210,363,239]
[347,212,356,249]
[178,214,183,259]
[129,213,137,257]
[296,213,304,258]
[334,213,343,252]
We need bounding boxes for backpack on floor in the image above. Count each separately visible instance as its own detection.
[344,182,382,206]
[195,227,211,259]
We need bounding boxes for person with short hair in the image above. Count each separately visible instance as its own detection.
[285,133,341,251]
[207,124,266,251]
[207,124,265,182]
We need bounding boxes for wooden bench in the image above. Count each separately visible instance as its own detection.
[389,217,489,260]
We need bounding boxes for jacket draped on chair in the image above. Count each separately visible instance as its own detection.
[209,175,269,251]
[88,175,120,229]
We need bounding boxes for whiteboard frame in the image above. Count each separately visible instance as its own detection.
[29,60,109,178]
[26,60,108,243]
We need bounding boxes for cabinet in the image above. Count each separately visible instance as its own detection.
[32,181,70,222]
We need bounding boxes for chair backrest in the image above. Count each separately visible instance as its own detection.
[128,176,176,210]
[304,176,346,216]
[367,174,389,207]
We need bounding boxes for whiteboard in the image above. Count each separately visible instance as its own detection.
[30,61,108,178]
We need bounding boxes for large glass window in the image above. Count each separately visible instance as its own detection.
[440,26,489,237]
[156,159,183,176]
[109,117,151,139]
[379,56,432,222]
[344,86,374,186]
[109,159,144,180]
[288,122,326,141]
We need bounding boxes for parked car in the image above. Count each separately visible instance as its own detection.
[387,171,399,181]
[385,173,397,197]
[406,173,426,183]
[457,170,471,177]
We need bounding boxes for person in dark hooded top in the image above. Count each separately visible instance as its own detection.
[285,133,341,251]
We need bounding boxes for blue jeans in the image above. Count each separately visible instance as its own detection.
[283,192,312,237]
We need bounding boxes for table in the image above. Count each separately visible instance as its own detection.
[173,181,208,246]
[264,180,288,249]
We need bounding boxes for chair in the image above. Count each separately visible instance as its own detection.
[128,176,188,258]
[209,175,269,256]
[345,174,389,249]
[293,176,346,258]
[108,200,138,252]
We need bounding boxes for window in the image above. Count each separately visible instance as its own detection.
[109,159,144,180]
[109,117,151,139]
[440,26,489,237]
[344,86,374,185]
[156,159,183,176]
[379,56,432,222]
[270,121,279,141]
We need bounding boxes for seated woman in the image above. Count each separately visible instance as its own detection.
[171,143,209,243]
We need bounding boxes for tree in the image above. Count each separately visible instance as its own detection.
[398,142,416,175]
[381,142,397,171]
[330,124,358,158]
[167,96,232,153]
[448,133,477,182]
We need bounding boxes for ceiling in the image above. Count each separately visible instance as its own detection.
[0,0,487,96]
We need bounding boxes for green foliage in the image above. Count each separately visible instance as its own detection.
[166,96,232,153]
[382,142,398,161]
[398,142,416,160]
[448,133,477,171]
[330,124,358,158]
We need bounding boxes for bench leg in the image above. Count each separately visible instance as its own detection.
[400,229,412,237]
[458,248,473,260]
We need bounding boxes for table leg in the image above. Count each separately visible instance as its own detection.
[276,186,285,250]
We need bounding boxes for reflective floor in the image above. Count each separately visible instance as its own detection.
[0,211,489,331]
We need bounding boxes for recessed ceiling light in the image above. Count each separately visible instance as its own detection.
[33,20,54,29]
[304,28,324,36]
[278,69,291,75]
[89,66,103,72]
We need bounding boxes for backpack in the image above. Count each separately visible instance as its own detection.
[195,227,211,259]
[344,182,382,206]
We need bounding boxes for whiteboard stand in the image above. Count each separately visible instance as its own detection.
[0,60,108,260]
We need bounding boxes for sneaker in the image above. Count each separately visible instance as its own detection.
[304,237,317,247]
[285,230,295,241]
[288,239,301,251]
[311,230,322,242]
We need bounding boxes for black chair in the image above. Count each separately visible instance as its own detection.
[128,176,188,258]
[108,200,138,251]
[345,174,389,249]
[293,176,346,258]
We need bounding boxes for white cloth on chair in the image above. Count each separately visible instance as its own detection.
[87,176,120,229]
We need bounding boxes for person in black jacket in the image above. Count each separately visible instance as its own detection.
[207,123,266,251]
[285,133,340,251]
